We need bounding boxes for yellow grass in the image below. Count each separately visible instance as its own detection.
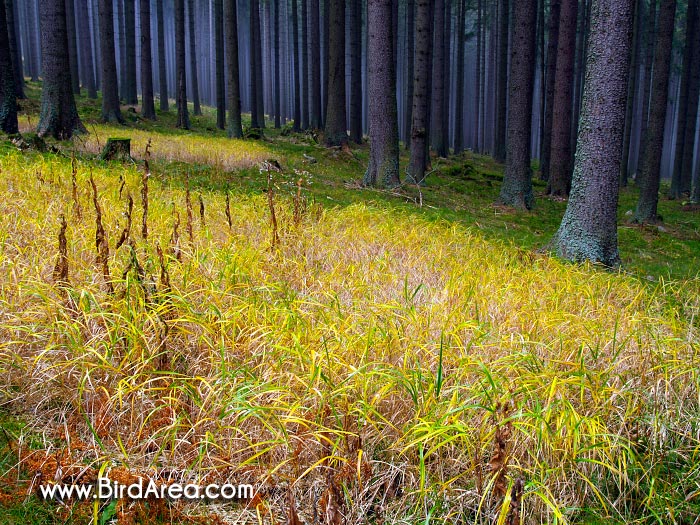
[0,146,699,524]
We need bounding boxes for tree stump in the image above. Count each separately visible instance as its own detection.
[100,138,132,161]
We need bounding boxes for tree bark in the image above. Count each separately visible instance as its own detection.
[310,0,322,129]
[123,0,137,104]
[214,0,225,129]
[64,0,80,95]
[225,0,242,137]
[548,0,578,197]
[292,0,301,130]
[349,0,363,143]
[498,0,537,209]
[364,0,400,188]
[77,0,97,98]
[98,0,123,123]
[475,0,482,152]
[156,0,168,110]
[175,0,189,128]
[324,0,348,146]
[453,0,465,154]
[404,0,415,148]
[0,0,18,134]
[274,0,281,128]
[620,0,642,186]
[5,0,24,99]
[322,0,329,126]
[636,0,657,181]
[552,0,633,267]
[406,0,433,184]
[187,0,201,116]
[634,0,676,222]
[139,0,156,119]
[430,0,447,157]
[670,0,698,198]
[301,0,309,129]
[37,0,86,139]
[540,0,561,180]
[442,0,451,153]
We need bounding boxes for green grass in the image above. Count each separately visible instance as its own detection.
[1,81,699,524]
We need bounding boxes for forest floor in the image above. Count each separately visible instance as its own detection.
[0,82,699,524]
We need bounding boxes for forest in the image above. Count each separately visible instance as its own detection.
[0,0,700,524]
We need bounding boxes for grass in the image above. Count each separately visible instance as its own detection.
[0,82,699,524]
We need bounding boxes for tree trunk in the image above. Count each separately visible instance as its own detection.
[214,0,225,129]
[292,0,301,130]
[540,0,561,180]
[442,0,451,153]
[25,0,40,82]
[77,0,97,98]
[636,0,657,181]
[453,0,465,154]
[225,0,242,137]
[322,0,329,127]
[156,0,168,110]
[98,0,123,123]
[670,0,698,198]
[175,0,189,128]
[430,0,447,157]
[254,0,265,127]
[301,0,309,129]
[64,0,80,95]
[139,0,156,119]
[117,0,127,100]
[309,0,322,129]
[494,0,509,161]
[475,0,482,152]
[404,0,415,148]
[5,0,24,99]
[620,0,642,187]
[498,0,537,209]
[187,0,201,116]
[349,0,363,143]
[685,5,700,200]
[552,0,633,267]
[324,0,348,146]
[0,0,18,134]
[406,0,433,184]
[364,0,400,188]
[274,0,281,128]
[123,0,137,104]
[37,0,86,139]
[634,0,676,223]
[548,0,578,197]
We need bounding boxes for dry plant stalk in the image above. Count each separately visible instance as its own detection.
[287,489,302,525]
[198,194,205,228]
[141,159,150,240]
[225,192,232,229]
[506,477,524,525]
[293,177,304,226]
[489,402,513,503]
[155,242,172,296]
[170,209,182,262]
[52,214,69,286]
[90,174,113,294]
[71,158,82,220]
[118,173,126,200]
[267,172,279,249]
[115,194,133,250]
[185,175,194,243]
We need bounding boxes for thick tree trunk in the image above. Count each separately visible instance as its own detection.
[406,0,433,184]
[634,0,676,223]
[309,0,322,129]
[25,0,40,82]
[77,0,97,98]
[430,0,447,157]
[548,0,578,197]
[37,0,86,139]
[124,0,137,104]
[274,0,281,128]
[498,0,537,209]
[364,0,400,188]
[139,0,156,119]
[540,0,561,180]
[324,0,347,146]
[685,7,700,200]
[349,0,363,143]
[475,0,482,152]
[301,0,309,129]
[214,0,225,129]
[187,0,201,115]
[64,0,80,95]
[98,0,123,123]
[636,0,657,180]
[670,0,698,198]
[249,0,264,129]
[0,0,18,134]
[494,0,509,161]
[322,0,329,127]
[254,0,265,127]
[292,0,301,130]
[620,0,642,186]
[6,0,24,99]
[118,0,127,100]
[225,0,242,137]
[175,0,189,128]
[453,0,465,154]
[156,0,168,110]
[552,0,633,267]
[404,0,415,148]
[442,0,451,153]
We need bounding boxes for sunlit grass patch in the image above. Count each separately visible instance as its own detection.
[0,145,699,524]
